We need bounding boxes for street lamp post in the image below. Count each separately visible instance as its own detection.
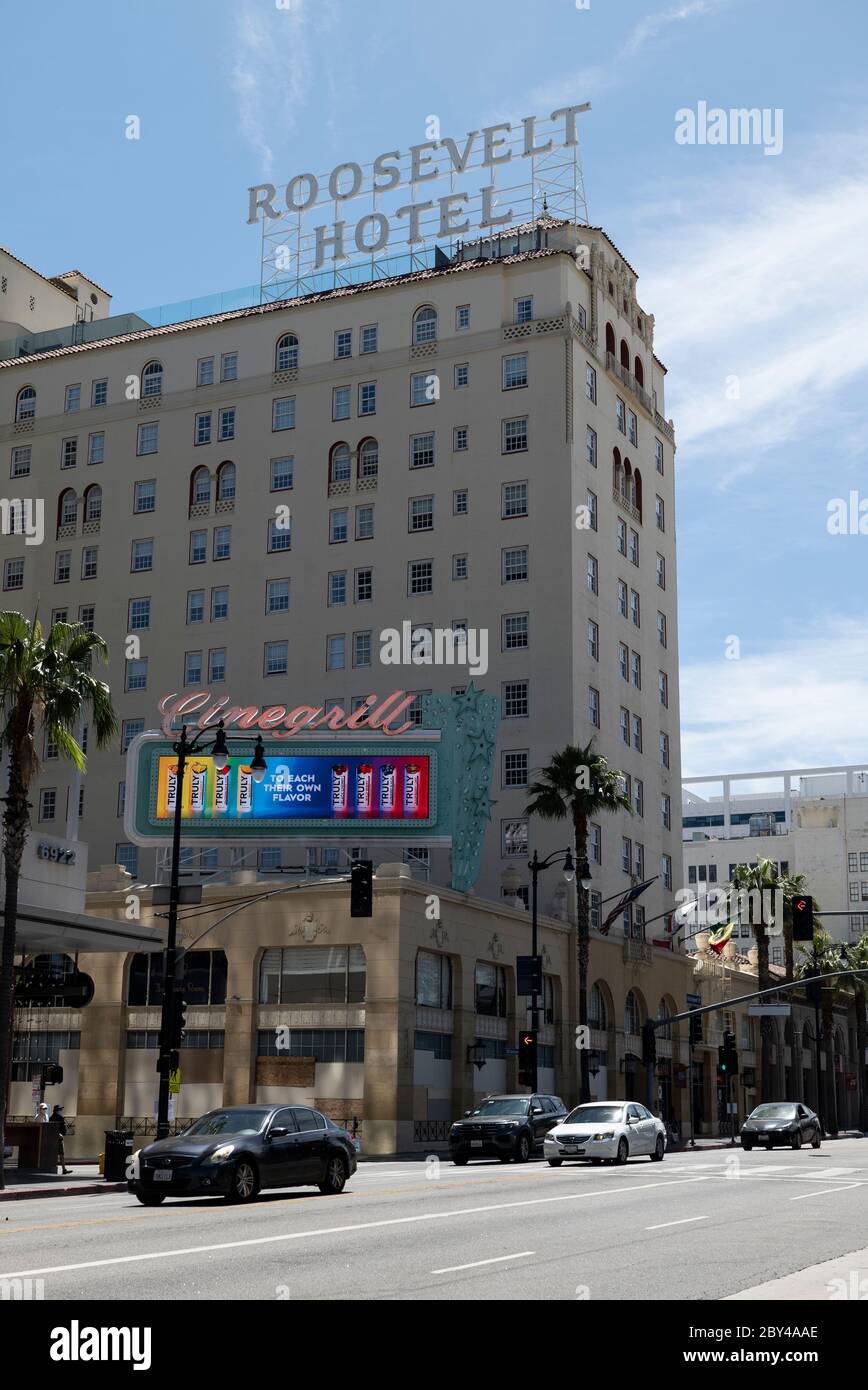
[155,721,267,1139]
[527,848,575,1093]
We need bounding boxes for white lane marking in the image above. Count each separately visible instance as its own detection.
[431,1251,534,1274]
[812,1167,858,1178]
[0,1175,711,1280]
[645,1215,709,1231]
[789,1183,862,1201]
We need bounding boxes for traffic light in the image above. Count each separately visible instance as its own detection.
[168,988,187,1051]
[689,1012,703,1044]
[722,1029,738,1075]
[804,969,821,1007]
[350,859,373,918]
[792,895,814,943]
[518,1029,537,1088]
[641,1019,657,1066]
[42,1063,63,1086]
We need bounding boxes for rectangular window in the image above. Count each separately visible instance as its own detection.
[184,651,203,684]
[129,597,150,630]
[661,794,670,829]
[409,560,433,595]
[194,412,212,445]
[621,836,632,874]
[126,658,147,691]
[329,571,347,606]
[122,719,145,752]
[503,750,528,787]
[272,397,296,431]
[631,651,641,689]
[656,553,665,589]
[589,823,601,864]
[411,371,433,407]
[503,680,528,717]
[620,707,630,745]
[453,426,468,452]
[213,526,231,560]
[502,416,528,453]
[334,329,352,359]
[410,495,434,532]
[326,634,346,670]
[218,407,235,440]
[197,357,215,387]
[209,648,226,682]
[91,378,108,407]
[588,686,600,728]
[452,553,467,580]
[355,568,372,602]
[503,613,528,650]
[655,438,664,474]
[410,432,435,469]
[587,490,598,531]
[132,539,153,572]
[628,409,638,445]
[81,546,98,579]
[502,546,528,583]
[849,852,858,873]
[660,731,670,768]
[137,422,158,455]
[358,381,376,416]
[657,611,667,647]
[617,580,628,617]
[454,362,469,388]
[514,296,533,324]
[78,604,94,632]
[65,384,81,413]
[586,425,597,468]
[355,504,374,540]
[662,854,672,891]
[87,431,105,465]
[587,554,598,595]
[333,385,351,421]
[502,819,528,857]
[617,518,627,555]
[861,853,868,872]
[11,445,31,478]
[268,516,291,552]
[619,642,628,680]
[502,353,528,389]
[629,529,639,565]
[360,324,378,354]
[187,590,205,623]
[4,557,24,590]
[632,714,643,751]
[616,397,626,434]
[659,670,669,707]
[656,495,665,531]
[630,589,640,627]
[586,363,597,402]
[265,641,288,675]
[266,578,290,613]
[456,304,470,330]
[587,619,599,660]
[634,780,644,817]
[133,479,155,513]
[221,351,238,382]
[61,437,78,469]
[329,509,348,544]
[502,481,528,517]
[54,551,71,583]
[211,586,229,621]
[353,630,372,667]
[453,488,468,515]
[39,789,57,821]
[270,455,294,492]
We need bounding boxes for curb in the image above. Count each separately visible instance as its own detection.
[0,1182,127,1202]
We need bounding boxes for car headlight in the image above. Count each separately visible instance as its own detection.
[207,1144,236,1163]
[592,1131,614,1140]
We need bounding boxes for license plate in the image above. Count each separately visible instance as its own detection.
[470,1140,484,1148]
[563,1146,585,1154]
[153,1169,173,1182]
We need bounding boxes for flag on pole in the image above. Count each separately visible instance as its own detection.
[599,877,657,935]
[708,922,734,954]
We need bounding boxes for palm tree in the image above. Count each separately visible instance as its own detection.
[526,743,630,1103]
[796,929,849,1136]
[728,858,781,1102]
[0,613,116,1189]
[843,933,868,1131]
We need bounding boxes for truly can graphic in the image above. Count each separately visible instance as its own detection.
[356,763,373,813]
[237,766,254,815]
[331,763,349,814]
[165,764,180,813]
[214,764,230,814]
[379,763,397,813]
[403,762,421,813]
[189,763,208,813]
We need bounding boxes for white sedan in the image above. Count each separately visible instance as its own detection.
[544,1101,667,1166]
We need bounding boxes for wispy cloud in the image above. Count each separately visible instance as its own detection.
[680,617,868,776]
[622,0,733,59]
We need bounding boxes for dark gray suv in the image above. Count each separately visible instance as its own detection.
[449,1094,568,1164]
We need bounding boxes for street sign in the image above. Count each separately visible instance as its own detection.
[747,1005,791,1017]
[505,1047,519,1056]
[686,993,702,1006]
[168,1068,181,1095]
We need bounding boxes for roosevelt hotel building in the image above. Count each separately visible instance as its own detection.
[0,221,680,933]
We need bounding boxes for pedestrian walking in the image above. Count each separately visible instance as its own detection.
[36,1101,49,1122]
[51,1104,72,1175]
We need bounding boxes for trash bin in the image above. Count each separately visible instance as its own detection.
[104,1129,133,1182]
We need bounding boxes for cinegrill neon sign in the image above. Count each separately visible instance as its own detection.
[247,106,589,269]
[158,689,416,741]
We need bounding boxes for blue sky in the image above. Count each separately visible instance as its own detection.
[3,0,867,776]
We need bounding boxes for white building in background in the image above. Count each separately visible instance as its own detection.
[0,216,680,928]
[682,764,868,955]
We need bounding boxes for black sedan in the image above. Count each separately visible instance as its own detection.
[128,1104,357,1204]
[449,1094,567,1164]
[741,1102,822,1151]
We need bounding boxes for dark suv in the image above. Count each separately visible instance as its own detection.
[449,1094,568,1165]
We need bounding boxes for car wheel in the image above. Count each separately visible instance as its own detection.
[742,1140,753,1151]
[452,1154,469,1166]
[135,1189,166,1206]
[514,1132,532,1163]
[651,1135,665,1162]
[318,1154,348,1195]
[615,1137,629,1165]
[791,1132,801,1150]
[225,1159,259,1204]
[547,1158,563,1167]
[811,1132,822,1149]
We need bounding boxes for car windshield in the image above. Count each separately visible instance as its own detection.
[470,1099,529,1117]
[564,1105,625,1125]
[182,1110,266,1137]
[750,1104,797,1121]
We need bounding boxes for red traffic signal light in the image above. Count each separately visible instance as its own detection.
[792,895,814,942]
[518,1029,537,1088]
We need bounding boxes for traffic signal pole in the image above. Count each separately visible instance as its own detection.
[155,727,187,1141]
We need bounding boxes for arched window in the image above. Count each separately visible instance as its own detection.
[625,990,642,1036]
[142,360,163,397]
[412,305,437,345]
[329,442,351,484]
[15,385,36,421]
[216,461,236,500]
[605,322,616,356]
[191,466,211,505]
[25,953,76,1007]
[658,998,672,1040]
[619,339,630,371]
[623,458,633,505]
[275,333,299,372]
[589,983,608,1031]
[613,447,623,496]
[634,356,645,387]
[633,467,643,520]
[128,948,228,1006]
[84,484,102,522]
[358,437,378,479]
[59,488,77,527]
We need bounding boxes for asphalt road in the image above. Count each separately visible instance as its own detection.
[2,1138,868,1301]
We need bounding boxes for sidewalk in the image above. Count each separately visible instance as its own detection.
[0,1163,126,1201]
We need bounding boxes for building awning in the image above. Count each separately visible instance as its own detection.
[1,903,166,954]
